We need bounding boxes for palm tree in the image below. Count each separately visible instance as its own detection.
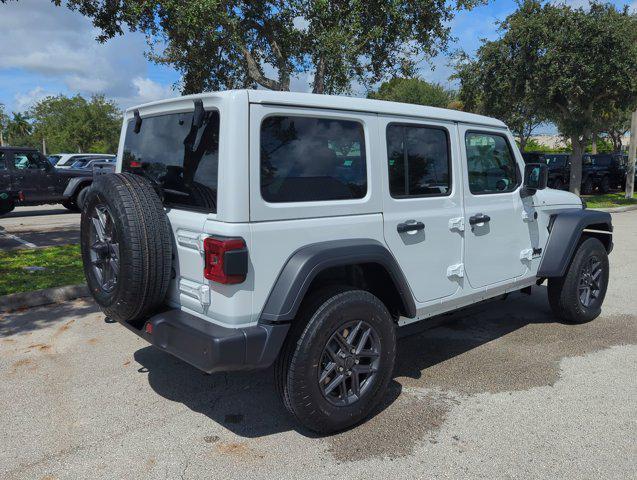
[7,112,31,145]
[0,103,7,147]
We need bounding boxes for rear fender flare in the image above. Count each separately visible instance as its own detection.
[259,239,416,323]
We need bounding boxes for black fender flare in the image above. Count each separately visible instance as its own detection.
[538,209,612,278]
[259,239,416,323]
[63,177,92,199]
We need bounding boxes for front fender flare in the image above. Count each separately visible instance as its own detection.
[259,239,416,323]
[538,209,612,278]
[63,177,92,199]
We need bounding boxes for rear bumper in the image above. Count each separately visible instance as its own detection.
[119,309,289,373]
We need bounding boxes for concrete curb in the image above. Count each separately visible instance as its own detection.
[592,204,637,213]
[0,284,89,313]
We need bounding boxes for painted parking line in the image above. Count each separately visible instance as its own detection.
[0,231,37,249]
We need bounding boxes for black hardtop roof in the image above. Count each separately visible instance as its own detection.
[0,146,40,152]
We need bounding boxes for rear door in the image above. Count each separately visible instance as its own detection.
[380,117,464,303]
[459,127,531,288]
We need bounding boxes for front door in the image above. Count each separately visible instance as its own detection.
[10,150,55,202]
[459,127,530,288]
[381,117,464,303]
[0,151,12,198]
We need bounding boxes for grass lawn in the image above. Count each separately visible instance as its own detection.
[582,192,637,209]
[0,244,85,296]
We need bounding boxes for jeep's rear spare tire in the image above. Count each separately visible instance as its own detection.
[81,173,172,324]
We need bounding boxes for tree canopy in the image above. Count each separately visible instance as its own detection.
[1,94,121,153]
[455,0,637,193]
[44,0,485,94]
[368,77,457,109]
[30,94,121,153]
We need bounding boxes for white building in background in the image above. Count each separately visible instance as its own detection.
[529,134,632,151]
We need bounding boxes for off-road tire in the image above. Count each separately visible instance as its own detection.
[62,199,80,212]
[600,176,610,194]
[552,178,563,190]
[548,237,609,324]
[275,287,396,434]
[81,173,172,324]
[189,182,216,211]
[76,185,90,211]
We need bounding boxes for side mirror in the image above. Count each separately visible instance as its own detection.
[521,163,548,197]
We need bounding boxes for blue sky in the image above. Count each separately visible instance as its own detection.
[0,0,634,118]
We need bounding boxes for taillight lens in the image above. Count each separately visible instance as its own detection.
[203,237,248,284]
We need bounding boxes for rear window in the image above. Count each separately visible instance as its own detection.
[260,116,367,203]
[122,110,220,213]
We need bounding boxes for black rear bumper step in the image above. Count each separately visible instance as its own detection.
[119,309,289,373]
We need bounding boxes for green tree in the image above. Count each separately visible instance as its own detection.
[29,94,121,153]
[40,0,484,94]
[453,39,545,152]
[0,103,8,147]
[368,77,456,108]
[6,112,33,147]
[599,106,631,153]
[456,1,637,194]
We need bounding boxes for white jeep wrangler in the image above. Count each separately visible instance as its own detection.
[81,90,612,433]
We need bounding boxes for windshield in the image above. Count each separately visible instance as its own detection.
[122,109,220,213]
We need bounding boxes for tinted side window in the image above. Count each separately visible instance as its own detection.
[122,110,220,213]
[13,151,48,170]
[387,124,451,197]
[465,132,519,194]
[260,116,367,203]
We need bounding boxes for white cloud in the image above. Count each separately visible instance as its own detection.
[14,86,54,110]
[0,0,178,110]
[129,77,178,105]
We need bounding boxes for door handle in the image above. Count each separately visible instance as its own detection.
[469,213,491,225]
[397,220,425,233]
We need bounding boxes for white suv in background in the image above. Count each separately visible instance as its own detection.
[51,153,115,169]
[80,91,612,433]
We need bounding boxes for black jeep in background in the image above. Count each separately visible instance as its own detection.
[522,152,570,190]
[523,151,627,193]
[0,146,96,216]
[543,153,571,190]
[581,153,627,194]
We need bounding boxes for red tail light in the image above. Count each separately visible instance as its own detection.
[203,237,248,284]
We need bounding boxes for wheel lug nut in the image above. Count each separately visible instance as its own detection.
[355,359,359,364]
[350,349,356,354]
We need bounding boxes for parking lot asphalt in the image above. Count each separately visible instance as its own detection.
[0,210,636,480]
[0,205,80,250]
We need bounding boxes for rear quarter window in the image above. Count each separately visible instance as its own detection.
[260,116,367,203]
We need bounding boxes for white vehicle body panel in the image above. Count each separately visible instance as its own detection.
[116,90,583,330]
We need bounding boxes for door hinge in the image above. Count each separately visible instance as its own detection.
[448,217,465,232]
[520,248,538,261]
[447,263,464,278]
[522,209,537,222]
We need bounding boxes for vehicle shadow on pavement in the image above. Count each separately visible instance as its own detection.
[134,288,558,439]
[0,301,99,336]
[2,207,72,219]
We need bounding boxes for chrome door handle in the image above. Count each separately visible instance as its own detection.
[397,220,425,233]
